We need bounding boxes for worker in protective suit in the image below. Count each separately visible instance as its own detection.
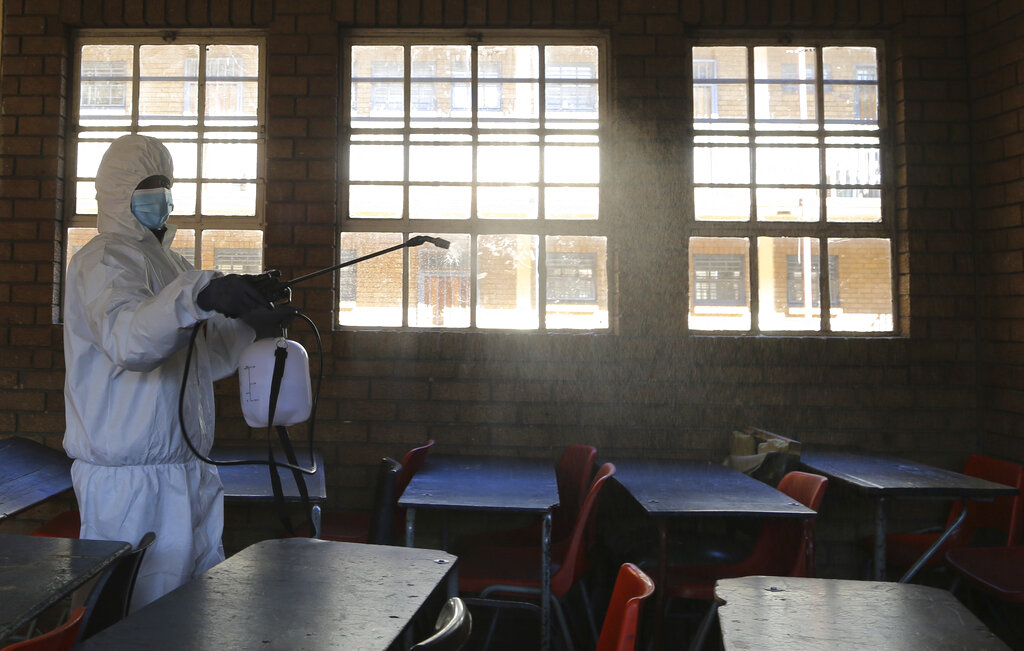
[63,134,293,610]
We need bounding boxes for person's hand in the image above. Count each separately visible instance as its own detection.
[242,304,300,339]
[197,274,270,318]
[244,270,291,303]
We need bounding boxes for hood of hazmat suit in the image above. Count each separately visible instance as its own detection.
[63,134,255,610]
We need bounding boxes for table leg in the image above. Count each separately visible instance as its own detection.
[874,497,887,580]
[405,507,416,547]
[652,519,668,651]
[899,500,968,584]
[541,511,552,651]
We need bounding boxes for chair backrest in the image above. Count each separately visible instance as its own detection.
[76,531,156,643]
[595,563,655,651]
[946,454,1024,547]
[552,462,615,597]
[368,457,402,545]
[556,444,597,520]
[397,440,435,496]
[765,471,828,577]
[1,607,87,651]
[409,597,472,651]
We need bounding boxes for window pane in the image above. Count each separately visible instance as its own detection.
[545,46,599,127]
[66,228,99,268]
[163,138,199,179]
[754,46,817,130]
[171,229,196,265]
[203,142,257,179]
[478,46,539,129]
[410,145,472,182]
[478,234,538,329]
[205,44,259,126]
[409,234,470,328]
[139,44,200,126]
[757,236,821,332]
[755,147,818,184]
[480,186,538,220]
[410,45,472,126]
[170,182,197,216]
[826,145,881,222]
[823,47,878,129]
[410,186,470,220]
[756,187,819,222]
[478,145,539,183]
[349,184,403,219]
[695,187,750,221]
[829,238,892,332]
[201,230,263,272]
[694,146,750,184]
[688,237,751,331]
[80,45,133,127]
[693,46,747,129]
[351,45,404,126]
[545,187,598,220]
[544,144,599,183]
[546,236,607,329]
[201,182,256,216]
[350,145,404,182]
[339,232,404,326]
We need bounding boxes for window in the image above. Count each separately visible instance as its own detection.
[67,34,265,277]
[689,43,892,334]
[339,249,358,302]
[693,254,746,306]
[343,34,607,330]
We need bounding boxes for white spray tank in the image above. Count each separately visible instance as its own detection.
[238,336,312,428]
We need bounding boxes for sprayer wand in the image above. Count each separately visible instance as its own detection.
[282,235,451,289]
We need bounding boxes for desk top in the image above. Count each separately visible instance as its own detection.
[801,450,1018,498]
[398,455,558,513]
[611,459,815,518]
[716,575,1009,650]
[80,538,457,651]
[211,446,326,503]
[0,436,73,521]
[0,534,131,641]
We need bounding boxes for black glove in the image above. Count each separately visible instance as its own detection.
[245,270,291,303]
[242,304,300,339]
[197,274,270,318]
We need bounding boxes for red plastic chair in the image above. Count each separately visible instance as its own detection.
[458,462,616,651]
[1,607,86,651]
[880,454,1024,571]
[665,470,828,601]
[316,440,433,544]
[946,546,1024,604]
[596,563,655,651]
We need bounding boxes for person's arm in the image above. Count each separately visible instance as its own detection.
[71,244,222,372]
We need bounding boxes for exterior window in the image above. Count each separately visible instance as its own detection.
[339,249,358,302]
[344,35,607,330]
[67,36,265,275]
[786,255,839,307]
[693,254,746,306]
[689,43,892,334]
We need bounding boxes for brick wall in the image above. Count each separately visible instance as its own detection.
[968,0,1024,462]
[0,0,1002,573]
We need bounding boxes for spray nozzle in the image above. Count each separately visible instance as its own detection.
[408,235,451,249]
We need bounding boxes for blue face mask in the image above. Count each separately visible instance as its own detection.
[130,187,174,230]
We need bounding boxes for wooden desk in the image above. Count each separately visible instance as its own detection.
[716,575,1009,650]
[611,459,816,650]
[801,450,1018,581]
[399,454,559,651]
[79,538,457,650]
[0,436,73,521]
[0,534,131,641]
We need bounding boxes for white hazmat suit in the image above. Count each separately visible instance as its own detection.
[63,135,255,610]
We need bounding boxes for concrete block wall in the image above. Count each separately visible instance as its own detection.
[0,0,1007,573]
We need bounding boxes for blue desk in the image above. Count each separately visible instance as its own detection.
[399,454,559,651]
[0,534,130,641]
[0,437,72,521]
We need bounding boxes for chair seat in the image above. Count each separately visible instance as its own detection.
[318,511,372,543]
[946,546,1024,603]
[458,544,565,594]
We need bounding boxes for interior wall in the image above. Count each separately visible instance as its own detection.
[968,0,1024,462]
[0,0,994,571]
